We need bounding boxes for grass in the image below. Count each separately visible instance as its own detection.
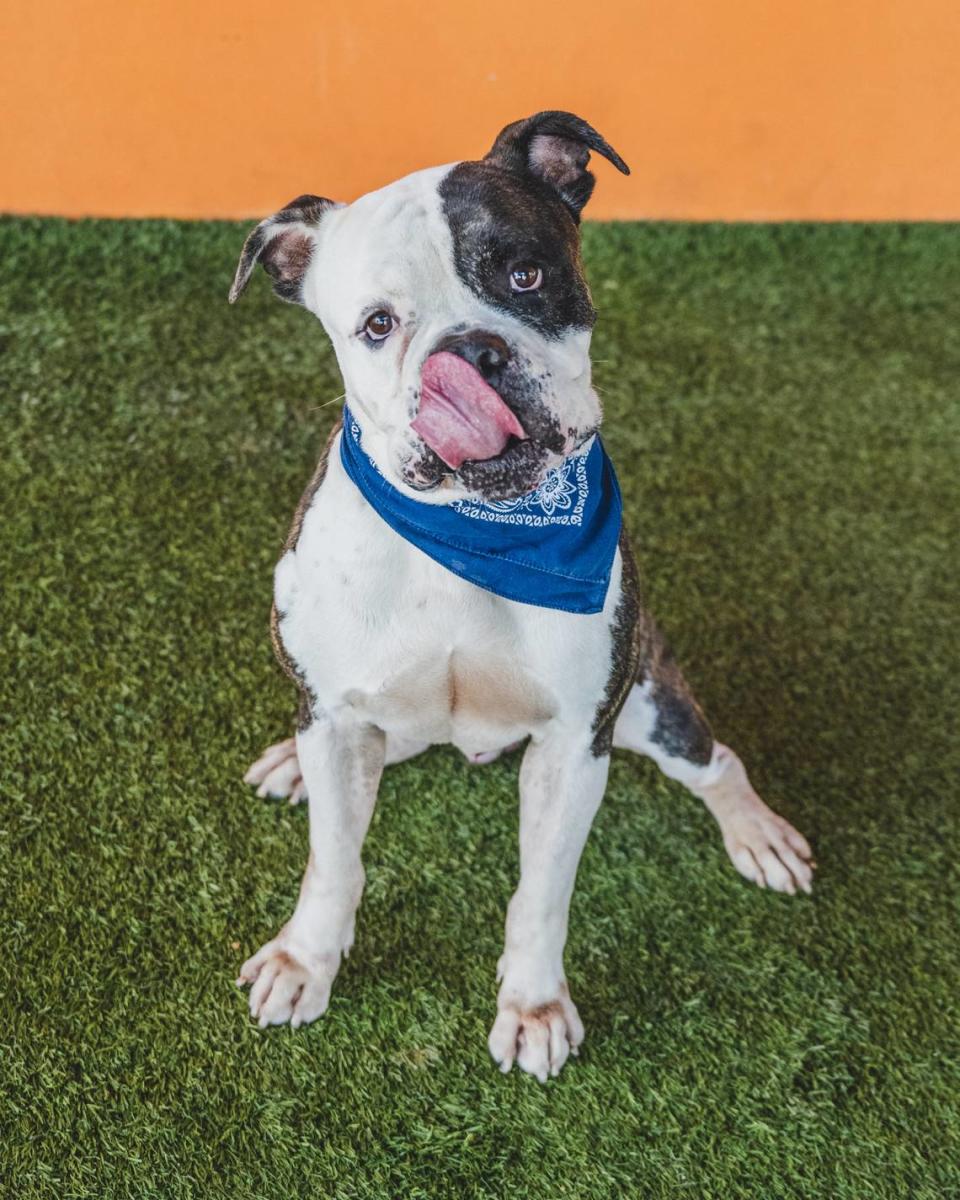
[1,215,958,1199]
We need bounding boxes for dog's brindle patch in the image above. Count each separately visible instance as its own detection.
[645,643,714,766]
[439,161,596,340]
[591,531,644,756]
[282,418,342,554]
[270,418,343,731]
[591,530,714,764]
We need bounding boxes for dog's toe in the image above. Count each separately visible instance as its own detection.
[243,737,296,784]
[243,737,307,802]
[237,941,334,1028]
[488,987,583,1082]
[725,811,815,895]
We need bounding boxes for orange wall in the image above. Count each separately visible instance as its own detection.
[2,0,960,220]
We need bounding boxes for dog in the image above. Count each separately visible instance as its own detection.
[230,111,814,1082]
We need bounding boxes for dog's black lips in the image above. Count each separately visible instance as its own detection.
[402,442,448,490]
[403,433,547,500]
[456,437,553,501]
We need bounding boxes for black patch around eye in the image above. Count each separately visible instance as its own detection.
[439,162,596,339]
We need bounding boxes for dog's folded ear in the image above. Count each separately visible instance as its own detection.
[229,194,338,305]
[485,111,629,219]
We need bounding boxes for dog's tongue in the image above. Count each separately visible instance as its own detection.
[412,351,526,469]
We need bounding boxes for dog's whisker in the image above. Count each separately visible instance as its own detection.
[307,394,346,413]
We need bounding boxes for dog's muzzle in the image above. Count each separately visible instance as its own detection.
[410,333,528,471]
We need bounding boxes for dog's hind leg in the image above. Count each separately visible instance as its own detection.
[244,731,430,803]
[237,714,386,1028]
[612,649,814,895]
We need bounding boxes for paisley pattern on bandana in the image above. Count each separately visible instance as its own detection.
[451,455,589,526]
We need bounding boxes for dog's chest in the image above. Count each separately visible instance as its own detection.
[273,444,614,752]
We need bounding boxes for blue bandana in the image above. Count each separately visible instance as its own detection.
[338,406,622,614]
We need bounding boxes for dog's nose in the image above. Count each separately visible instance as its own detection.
[433,331,512,385]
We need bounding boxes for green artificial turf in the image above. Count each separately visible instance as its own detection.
[2,216,959,1199]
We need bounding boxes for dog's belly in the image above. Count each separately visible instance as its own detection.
[343,649,555,754]
[275,540,560,755]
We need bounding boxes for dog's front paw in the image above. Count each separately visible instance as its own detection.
[243,737,307,804]
[236,938,337,1028]
[488,983,584,1082]
[723,807,815,895]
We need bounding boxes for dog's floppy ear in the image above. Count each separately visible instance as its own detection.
[485,110,629,219]
[229,194,337,305]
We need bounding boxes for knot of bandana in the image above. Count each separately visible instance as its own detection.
[338,406,622,614]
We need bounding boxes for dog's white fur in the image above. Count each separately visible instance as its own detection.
[236,165,814,1082]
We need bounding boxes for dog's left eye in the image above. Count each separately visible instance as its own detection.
[509,263,543,292]
[363,310,395,341]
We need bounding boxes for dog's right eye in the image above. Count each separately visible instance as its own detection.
[509,262,543,292]
[363,311,395,341]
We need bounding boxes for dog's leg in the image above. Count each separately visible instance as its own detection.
[237,715,386,1027]
[244,731,428,804]
[613,676,814,895]
[488,731,609,1081]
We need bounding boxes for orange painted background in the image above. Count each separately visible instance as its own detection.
[2,0,960,220]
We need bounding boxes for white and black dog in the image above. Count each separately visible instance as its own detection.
[230,112,814,1082]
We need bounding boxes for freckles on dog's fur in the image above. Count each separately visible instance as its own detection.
[233,111,816,1080]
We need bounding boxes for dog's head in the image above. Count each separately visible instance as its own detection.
[230,111,628,503]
